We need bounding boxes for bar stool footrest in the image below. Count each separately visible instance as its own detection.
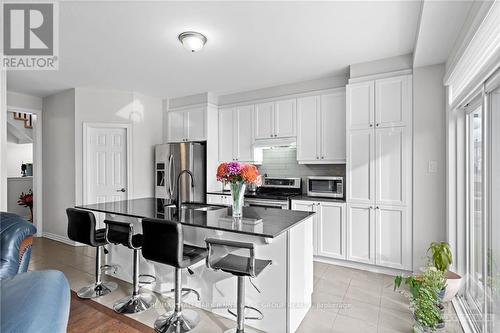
[139,274,156,285]
[227,305,264,321]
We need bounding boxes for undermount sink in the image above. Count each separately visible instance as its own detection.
[164,203,225,212]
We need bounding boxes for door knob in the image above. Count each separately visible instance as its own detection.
[117,188,126,192]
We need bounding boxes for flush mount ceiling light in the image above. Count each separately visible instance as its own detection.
[178,31,207,52]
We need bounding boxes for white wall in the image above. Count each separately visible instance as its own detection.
[7,91,43,110]
[349,54,413,79]
[6,141,33,177]
[74,88,163,204]
[217,75,347,106]
[412,64,447,269]
[42,89,76,239]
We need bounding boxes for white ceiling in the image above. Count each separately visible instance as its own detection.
[413,0,473,67]
[7,1,423,98]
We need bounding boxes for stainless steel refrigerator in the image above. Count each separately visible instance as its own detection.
[155,142,206,204]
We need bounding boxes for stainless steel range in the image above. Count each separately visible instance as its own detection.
[243,177,302,210]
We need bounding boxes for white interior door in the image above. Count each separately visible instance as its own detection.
[86,126,128,207]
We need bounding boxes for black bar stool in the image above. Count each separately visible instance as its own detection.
[66,208,118,298]
[104,219,157,314]
[142,218,208,333]
[205,238,271,333]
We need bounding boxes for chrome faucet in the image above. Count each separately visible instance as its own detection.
[176,169,195,213]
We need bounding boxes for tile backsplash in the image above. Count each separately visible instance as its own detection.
[257,148,345,193]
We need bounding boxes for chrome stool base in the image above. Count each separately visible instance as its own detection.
[223,328,260,333]
[154,309,200,333]
[76,281,118,299]
[113,292,157,314]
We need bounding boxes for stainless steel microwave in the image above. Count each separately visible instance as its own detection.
[306,176,344,198]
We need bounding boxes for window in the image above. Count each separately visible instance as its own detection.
[461,82,500,333]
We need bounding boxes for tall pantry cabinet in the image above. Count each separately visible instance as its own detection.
[346,74,412,270]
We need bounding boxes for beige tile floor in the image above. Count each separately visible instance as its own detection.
[29,237,464,333]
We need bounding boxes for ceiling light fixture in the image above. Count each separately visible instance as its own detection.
[178,31,207,52]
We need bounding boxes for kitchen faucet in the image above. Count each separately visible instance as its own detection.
[176,169,195,213]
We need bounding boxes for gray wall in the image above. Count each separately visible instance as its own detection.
[42,89,76,238]
[257,148,345,194]
[412,64,447,269]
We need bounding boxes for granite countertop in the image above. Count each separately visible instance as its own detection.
[291,195,346,203]
[76,197,314,239]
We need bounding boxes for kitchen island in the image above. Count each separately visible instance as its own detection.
[76,198,314,333]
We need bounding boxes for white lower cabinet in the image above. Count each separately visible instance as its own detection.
[346,203,411,270]
[346,204,375,264]
[375,205,411,270]
[291,200,346,259]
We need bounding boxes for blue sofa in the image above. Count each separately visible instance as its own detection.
[0,212,71,333]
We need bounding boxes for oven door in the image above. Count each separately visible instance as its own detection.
[244,198,289,210]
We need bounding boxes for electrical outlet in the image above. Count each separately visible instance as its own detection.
[428,160,438,174]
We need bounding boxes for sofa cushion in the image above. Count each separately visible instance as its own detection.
[0,212,37,280]
[1,270,70,333]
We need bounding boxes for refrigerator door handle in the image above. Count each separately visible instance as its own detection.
[168,154,174,198]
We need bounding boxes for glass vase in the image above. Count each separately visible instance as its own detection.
[230,181,246,218]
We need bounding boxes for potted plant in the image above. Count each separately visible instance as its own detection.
[17,189,33,222]
[394,266,446,332]
[427,242,463,302]
[216,162,261,218]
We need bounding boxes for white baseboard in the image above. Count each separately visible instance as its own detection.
[42,232,85,246]
[314,255,412,276]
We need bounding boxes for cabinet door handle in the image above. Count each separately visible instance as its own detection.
[369,206,373,210]
[376,206,380,209]
[376,124,380,127]
[369,124,373,127]
[321,156,324,159]
[316,156,319,159]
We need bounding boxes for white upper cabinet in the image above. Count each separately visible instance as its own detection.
[235,105,254,162]
[218,105,256,162]
[320,91,346,162]
[185,107,206,141]
[375,127,410,206]
[254,99,297,140]
[218,107,234,162]
[297,96,320,161]
[167,107,206,142]
[274,99,296,138]
[167,110,186,142]
[254,102,275,139]
[348,75,411,130]
[347,81,374,130]
[375,76,411,128]
[297,89,346,164]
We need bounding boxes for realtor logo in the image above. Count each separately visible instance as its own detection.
[2,2,59,70]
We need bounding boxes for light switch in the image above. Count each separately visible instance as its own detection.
[428,160,438,174]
